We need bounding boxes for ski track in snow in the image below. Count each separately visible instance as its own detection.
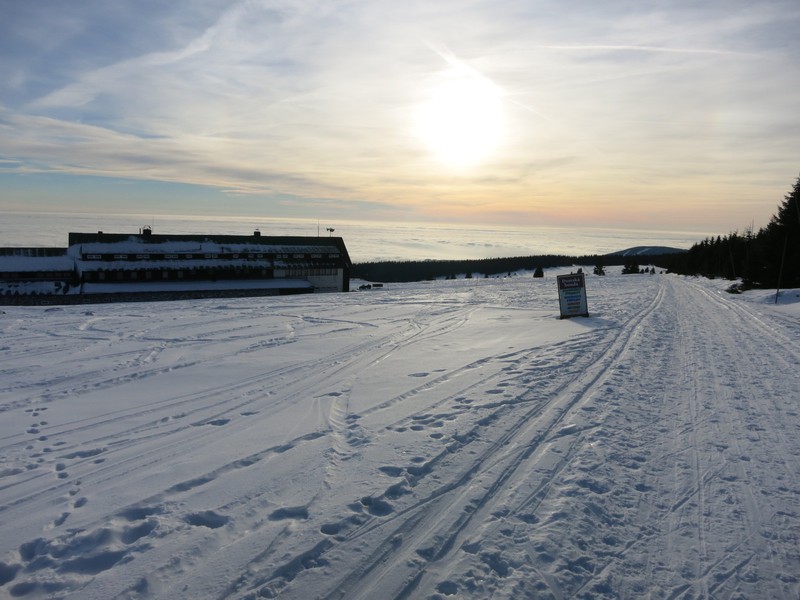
[0,273,798,599]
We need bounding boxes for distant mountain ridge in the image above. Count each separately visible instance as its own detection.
[607,246,687,257]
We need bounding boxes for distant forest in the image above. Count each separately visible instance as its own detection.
[352,252,677,283]
[353,174,800,290]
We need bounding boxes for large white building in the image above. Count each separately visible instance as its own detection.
[0,228,352,304]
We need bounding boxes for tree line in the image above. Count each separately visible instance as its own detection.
[353,255,572,283]
[352,253,675,283]
[662,174,800,290]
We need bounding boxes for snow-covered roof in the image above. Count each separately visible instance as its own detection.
[0,256,74,273]
[65,233,352,264]
[68,240,343,256]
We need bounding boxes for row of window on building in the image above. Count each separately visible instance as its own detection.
[80,267,339,283]
[80,252,340,261]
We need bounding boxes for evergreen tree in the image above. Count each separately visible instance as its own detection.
[757,174,800,288]
[622,262,640,274]
[663,173,800,289]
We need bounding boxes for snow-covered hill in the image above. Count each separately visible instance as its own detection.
[1,271,798,599]
[606,245,686,256]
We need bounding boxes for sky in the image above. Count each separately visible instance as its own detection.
[1,0,799,233]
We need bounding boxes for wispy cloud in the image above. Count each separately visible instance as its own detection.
[537,44,759,57]
[1,0,798,230]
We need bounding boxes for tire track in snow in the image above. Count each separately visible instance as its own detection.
[4,278,797,599]
[1,298,485,598]
[0,327,412,523]
[684,278,800,370]
[1,309,404,455]
[377,280,667,600]
[250,280,668,599]
[209,301,491,596]
[555,276,800,599]
[663,279,800,598]
[317,302,487,487]
[301,275,798,600]
[0,307,430,560]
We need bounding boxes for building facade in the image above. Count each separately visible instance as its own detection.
[1,229,352,303]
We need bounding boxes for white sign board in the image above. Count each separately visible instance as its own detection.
[557,273,589,319]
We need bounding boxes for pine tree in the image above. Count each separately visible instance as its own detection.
[622,262,640,274]
[758,174,800,288]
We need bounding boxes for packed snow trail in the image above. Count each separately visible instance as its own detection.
[270,276,800,600]
[0,272,798,599]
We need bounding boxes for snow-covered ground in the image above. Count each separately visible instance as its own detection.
[1,270,798,599]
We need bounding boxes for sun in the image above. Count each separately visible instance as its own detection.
[415,70,506,169]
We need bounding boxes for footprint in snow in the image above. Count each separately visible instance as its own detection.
[118,505,163,521]
[268,506,309,521]
[358,496,393,517]
[11,517,160,592]
[185,510,230,529]
[378,466,404,477]
[320,513,367,537]
[437,580,459,596]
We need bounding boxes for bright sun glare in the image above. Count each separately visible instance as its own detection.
[416,70,506,169]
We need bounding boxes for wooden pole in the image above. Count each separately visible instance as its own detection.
[775,233,788,304]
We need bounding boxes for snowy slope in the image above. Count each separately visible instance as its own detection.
[606,246,686,257]
[1,272,798,599]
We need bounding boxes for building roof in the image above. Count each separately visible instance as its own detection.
[66,232,352,265]
[0,256,75,273]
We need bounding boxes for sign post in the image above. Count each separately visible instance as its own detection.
[557,273,589,319]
